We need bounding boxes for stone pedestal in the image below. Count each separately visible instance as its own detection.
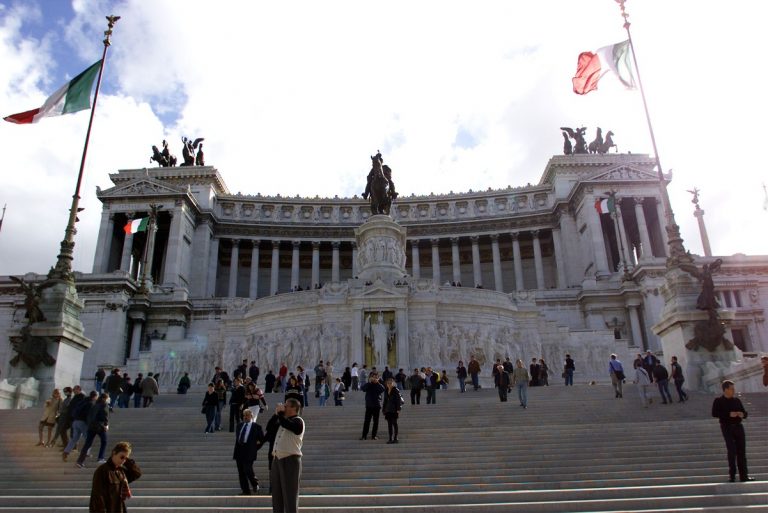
[652,268,740,392]
[8,281,93,402]
[354,215,407,284]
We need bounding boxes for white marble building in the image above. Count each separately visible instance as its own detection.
[1,153,766,390]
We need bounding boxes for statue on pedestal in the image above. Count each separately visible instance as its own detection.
[181,136,204,166]
[680,258,734,352]
[150,139,177,167]
[362,151,397,215]
[8,277,57,368]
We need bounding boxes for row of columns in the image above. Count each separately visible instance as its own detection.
[589,196,666,275]
[213,239,353,298]
[411,230,565,291]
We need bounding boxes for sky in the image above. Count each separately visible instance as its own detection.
[0,0,766,276]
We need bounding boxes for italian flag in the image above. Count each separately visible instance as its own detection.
[3,60,102,124]
[124,217,149,235]
[594,197,616,215]
[572,40,636,95]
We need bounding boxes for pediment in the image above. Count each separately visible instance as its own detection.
[98,179,186,198]
[588,165,659,182]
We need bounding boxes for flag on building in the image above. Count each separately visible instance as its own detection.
[124,217,149,234]
[3,60,102,124]
[594,197,615,215]
[572,40,636,95]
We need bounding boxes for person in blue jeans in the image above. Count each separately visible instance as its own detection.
[652,361,674,404]
[456,361,468,393]
[76,393,109,468]
[512,359,530,408]
[564,354,575,386]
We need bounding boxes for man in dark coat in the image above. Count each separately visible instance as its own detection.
[233,408,265,495]
[360,372,386,440]
[495,365,511,402]
[229,377,246,432]
[248,361,260,383]
[529,358,541,386]
[712,380,754,482]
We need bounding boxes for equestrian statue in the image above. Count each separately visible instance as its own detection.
[363,151,398,215]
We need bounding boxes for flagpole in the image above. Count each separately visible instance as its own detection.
[614,1,692,268]
[0,203,6,233]
[49,15,120,283]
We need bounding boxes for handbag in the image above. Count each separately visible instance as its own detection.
[614,370,626,381]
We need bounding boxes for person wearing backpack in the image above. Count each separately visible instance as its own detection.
[382,377,404,444]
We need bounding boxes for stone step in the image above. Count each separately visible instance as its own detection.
[1,387,764,513]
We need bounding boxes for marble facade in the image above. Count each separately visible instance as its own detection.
[1,153,766,393]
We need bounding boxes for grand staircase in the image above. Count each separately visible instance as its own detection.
[0,382,766,512]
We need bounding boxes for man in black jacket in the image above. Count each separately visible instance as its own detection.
[233,408,265,495]
[652,361,673,404]
[712,380,754,482]
[248,361,260,383]
[360,373,385,440]
[76,393,110,468]
[62,388,91,461]
[229,377,246,432]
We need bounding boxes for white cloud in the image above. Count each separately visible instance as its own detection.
[1,0,766,276]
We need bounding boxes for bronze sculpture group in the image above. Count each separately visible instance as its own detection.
[150,136,205,167]
[363,151,398,215]
[561,126,616,155]
[680,258,735,352]
[8,277,57,368]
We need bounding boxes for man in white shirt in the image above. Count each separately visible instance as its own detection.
[271,398,305,512]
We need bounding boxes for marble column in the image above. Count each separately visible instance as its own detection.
[551,228,567,289]
[206,237,219,297]
[92,211,114,273]
[471,235,482,287]
[143,216,160,288]
[616,204,634,268]
[351,242,359,278]
[162,206,185,286]
[411,241,421,279]
[311,242,320,287]
[249,240,260,299]
[431,238,441,284]
[120,213,134,273]
[270,241,280,295]
[634,197,653,261]
[290,241,301,290]
[610,212,627,271]
[228,239,240,297]
[490,234,502,292]
[655,198,669,255]
[129,318,144,359]
[511,232,524,291]
[331,241,341,282]
[587,195,610,273]
[531,230,545,289]
[450,237,461,284]
[628,304,644,348]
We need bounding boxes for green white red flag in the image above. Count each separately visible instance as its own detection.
[3,60,102,124]
[594,197,616,215]
[124,217,149,234]
[572,40,636,95]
